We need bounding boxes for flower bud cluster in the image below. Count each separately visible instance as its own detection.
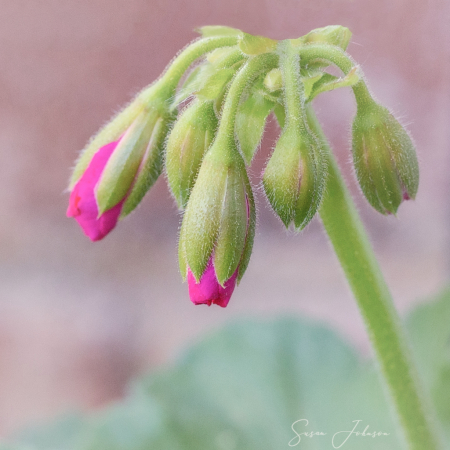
[66,25,420,307]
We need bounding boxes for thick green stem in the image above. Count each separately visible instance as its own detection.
[215,52,278,147]
[142,36,239,100]
[306,105,442,450]
[278,40,306,130]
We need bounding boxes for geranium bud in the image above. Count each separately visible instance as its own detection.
[263,123,326,230]
[66,140,124,241]
[352,99,419,215]
[94,107,169,216]
[178,139,255,307]
[68,103,173,240]
[187,258,238,307]
[166,99,218,208]
[263,68,283,92]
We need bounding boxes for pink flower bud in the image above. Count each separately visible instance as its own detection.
[66,140,124,241]
[187,258,238,308]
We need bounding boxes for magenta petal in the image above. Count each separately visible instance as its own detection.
[187,259,238,308]
[67,140,124,241]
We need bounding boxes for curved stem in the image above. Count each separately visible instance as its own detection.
[215,52,278,148]
[298,44,372,105]
[306,104,443,450]
[142,36,239,100]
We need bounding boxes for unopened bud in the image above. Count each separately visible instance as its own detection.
[67,86,174,240]
[179,139,255,306]
[264,68,283,92]
[166,99,218,208]
[263,124,325,229]
[352,100,419,215]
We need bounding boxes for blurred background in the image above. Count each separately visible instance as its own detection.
[0,0,449,438]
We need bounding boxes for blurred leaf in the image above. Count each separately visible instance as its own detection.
[406,288,450,443]
[7,289,450,450]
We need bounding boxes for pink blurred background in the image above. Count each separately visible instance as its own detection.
[0,0,449,437]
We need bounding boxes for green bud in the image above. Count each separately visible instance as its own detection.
[166,99,218,208]
[69,86,156,190]
[178,139,254,285]
[264,68,283,92]
[94,100,174,217]
[352,100,419,215]
[263,123,325,229]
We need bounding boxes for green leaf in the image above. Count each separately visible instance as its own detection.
[10,289,450,450]
[406,289,450,442]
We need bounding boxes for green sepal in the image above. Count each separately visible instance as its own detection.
[121,113,174,217]
[206,46,243,66]
[95,108,160,215]
[213,156,248,285]
[171,65,204,109]
[273,102,286,129]
[178,220,188,280]
[236,89,275,164]
[300,69,324,100]
[68,87,157,190]
[196,67,237,100]
[263,127,303,227]
[263,124,325,229]
[351,102,419,215]
[196,26,243,38]
[307,66,360,101]
[238,32,277,56]
[166,100,218,209]
[291,25,352,51]
[237,172,256,283]
[181,147,229,281]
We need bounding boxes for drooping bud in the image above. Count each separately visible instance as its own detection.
[66,139,124,241]
[67,92,174,240]
[166,99,218,208]
[352,94,419,215]
[178,138,255,307]
[263,39,326,230]
[263,123,325,229]
[264,68,283,92]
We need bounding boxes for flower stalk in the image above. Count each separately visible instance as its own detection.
[307,104,443,450]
